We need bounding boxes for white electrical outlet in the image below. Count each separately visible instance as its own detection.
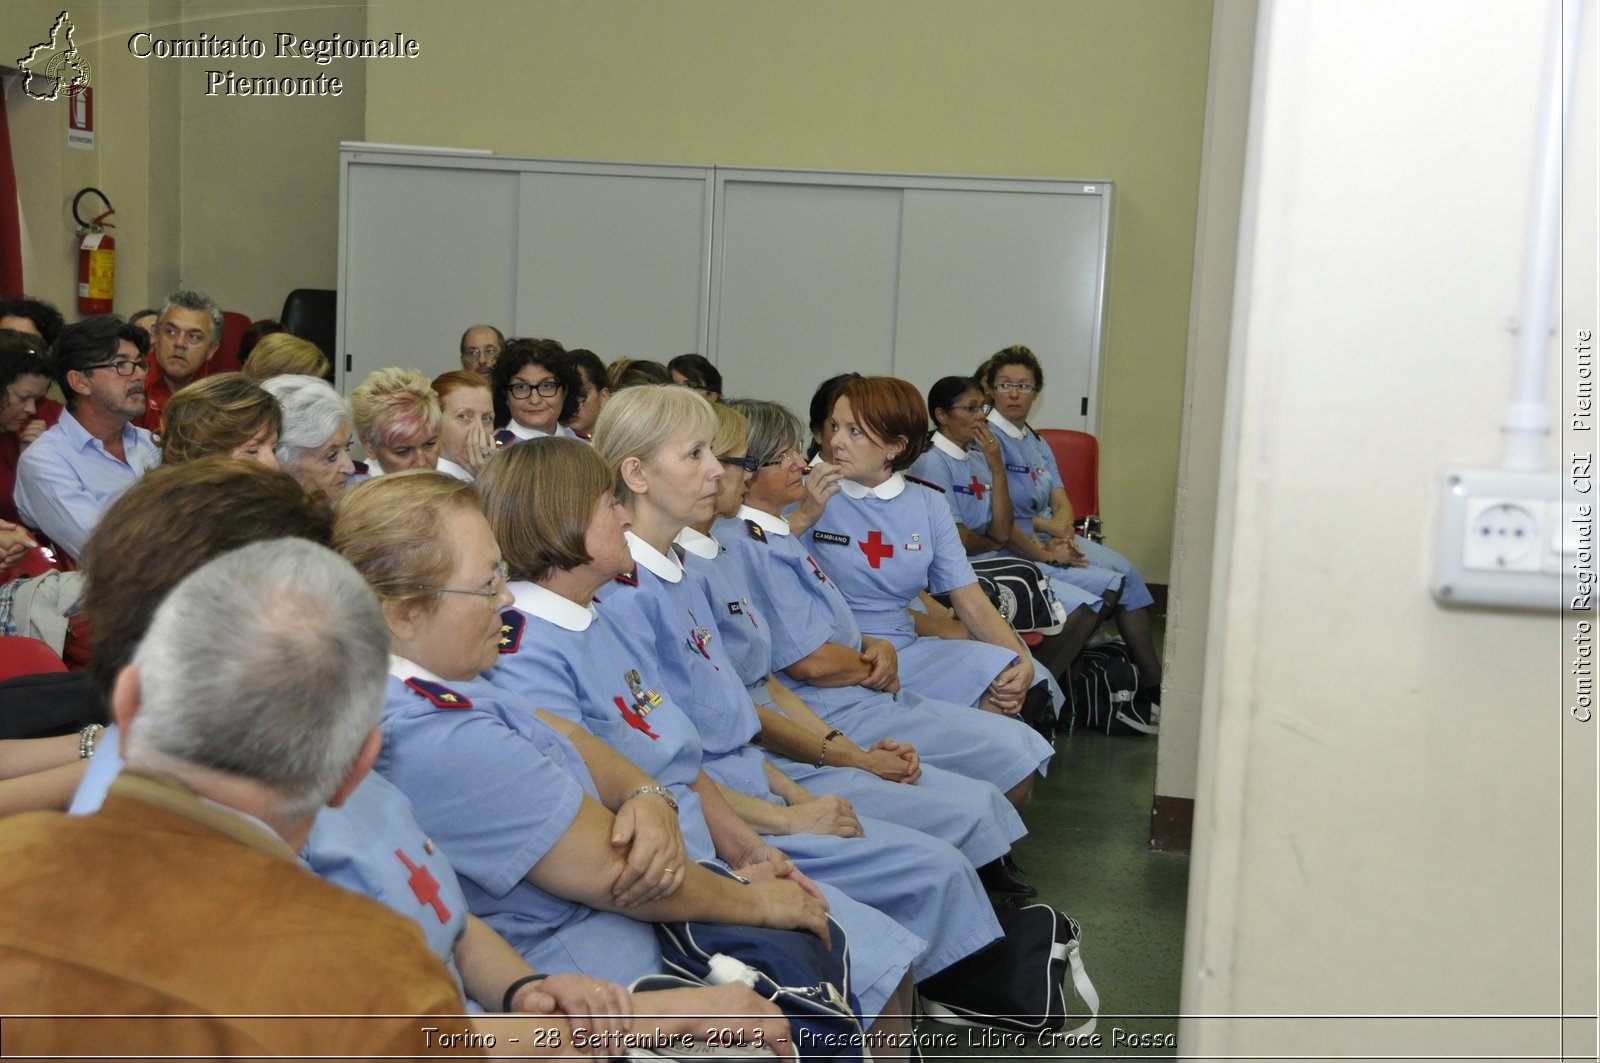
[1433,469,1591,610]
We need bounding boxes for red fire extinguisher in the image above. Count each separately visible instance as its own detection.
[73,188,115,315]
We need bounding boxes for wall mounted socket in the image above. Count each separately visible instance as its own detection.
[1433,469,1590,610]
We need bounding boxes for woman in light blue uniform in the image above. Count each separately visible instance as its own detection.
[585,390,1005,1027]
[979,345,1163,704]
[691,403,1035,877]
[719,398,1053,805]
[797,377,1063,731]
[328,470,837,1004]
[909,376,1107,680]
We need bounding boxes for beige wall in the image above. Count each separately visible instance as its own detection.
[363,0,1214,582]
[3,0,365,323]
[1180,1,1597,1057]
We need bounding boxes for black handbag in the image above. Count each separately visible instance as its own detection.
[1069,640,1158,736]
[969,556,1067,635]
[653,863,864,1062]
[917,903,1099,1037]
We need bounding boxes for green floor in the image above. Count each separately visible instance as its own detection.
[915,723,1190,1059]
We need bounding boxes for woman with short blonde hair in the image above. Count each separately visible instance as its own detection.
[241,333,329,383]
[350,368,440,474]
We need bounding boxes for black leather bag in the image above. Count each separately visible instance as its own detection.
[918,903,1099,1037]
[969,556,1067,635]
[1069,640,1157,736]
[654,864,864,1062]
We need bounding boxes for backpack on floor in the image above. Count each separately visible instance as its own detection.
[1069,640,1157,736]
[917,903,1100,1037]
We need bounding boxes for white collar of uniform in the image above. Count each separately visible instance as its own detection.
[738,504,790,537]
[389,653,451,685]
[366,455,389,477]
[675,526,720,560]
[509,579,594,632]
[626,530,683,583]
[808,451,825,468]
[987,408,1026,440]
[838,472,906,501]
[436,456,474,482]
[505,420,549,441]
[931,432,970,460]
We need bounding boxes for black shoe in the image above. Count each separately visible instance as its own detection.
[977,856,1037,899]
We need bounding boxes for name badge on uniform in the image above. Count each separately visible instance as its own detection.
[812,530,851,546]
[1005,462,1030,475]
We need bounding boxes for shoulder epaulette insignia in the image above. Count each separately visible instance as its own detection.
[573,428,593,441]
[498,609,524,653]
[615,566,639,587]
[744,519,768,544]
[352,459,370,475]
[404,677,473,709]
[905,474,946,494]
[492,428,516,448]
[670,542,688,564]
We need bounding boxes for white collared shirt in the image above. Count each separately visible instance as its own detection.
[625,530,683,583]
[930,431,970,460]
[508,580,595,632]
[436,456,474,482]
[388,653,451,684]
[986,408,1027,439]
[503,420,551,442]
[737,504,790,537]
[837,472,906,501]
[674,526,720,560]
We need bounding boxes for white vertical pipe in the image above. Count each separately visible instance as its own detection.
[1503,0,1587,469]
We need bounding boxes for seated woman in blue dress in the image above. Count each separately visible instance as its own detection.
[908,375,1107,681]
[977,344,1163,710]
[798,375,1062,730]
[583,386,1009,1046]
[329,472,831,1012]
[489,338,583,447]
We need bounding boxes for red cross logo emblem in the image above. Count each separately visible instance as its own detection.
[967,475,987,501]
[860,530,895,568]
[396,849,451,924]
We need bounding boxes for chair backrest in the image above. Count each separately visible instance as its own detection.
[0,635,68,678]
[1036,428,1100,519]
[279,289,338,379]
[209,310,252,375]
[9,543,67,579]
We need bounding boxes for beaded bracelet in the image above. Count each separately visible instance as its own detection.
[815,728,843,768]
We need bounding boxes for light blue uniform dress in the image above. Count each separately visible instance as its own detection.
[800,473,1066,717]
[70,723,479,1007]
[718,505,1052,790]
[599,532,1002,982]
[378,657,666,986]
[908,432,1111,611]
[677,524,1025,867]
[482,581,921,1016]
[987,410,1154,611]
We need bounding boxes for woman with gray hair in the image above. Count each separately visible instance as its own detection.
[261,375,356,503]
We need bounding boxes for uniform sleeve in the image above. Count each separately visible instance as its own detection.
[1037,432,1064,496]
[923,490,981,596]
[379,704,586,900]
[724,539,837,671]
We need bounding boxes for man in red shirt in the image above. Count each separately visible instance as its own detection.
[137,291,222,433]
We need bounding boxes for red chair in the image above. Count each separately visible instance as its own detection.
[0,635,67,678]
[1036,428,1103,542]
[209,310,253,375]
[8,542,71,578]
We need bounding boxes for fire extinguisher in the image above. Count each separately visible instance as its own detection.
[73,188,115,315]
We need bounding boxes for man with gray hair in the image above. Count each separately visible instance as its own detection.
[136,289,224,431]
[0,539,474,1057]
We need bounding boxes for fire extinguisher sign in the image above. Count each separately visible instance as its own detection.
[67,85,95,151]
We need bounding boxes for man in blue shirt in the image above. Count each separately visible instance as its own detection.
[14,315,160,561]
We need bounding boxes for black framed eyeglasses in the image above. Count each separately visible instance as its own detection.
[507,379,563,398]
[83,358,149,378]
[719,455,760,473]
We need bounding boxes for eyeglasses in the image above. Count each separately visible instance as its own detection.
[465,344,500,359]
[994,382,1037,394]
[507,379,563,398]
[760,447,804,469]
[83,358,149,378]
[949,401,992,415]
[719,455,760,473]
[437,560,509,600]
